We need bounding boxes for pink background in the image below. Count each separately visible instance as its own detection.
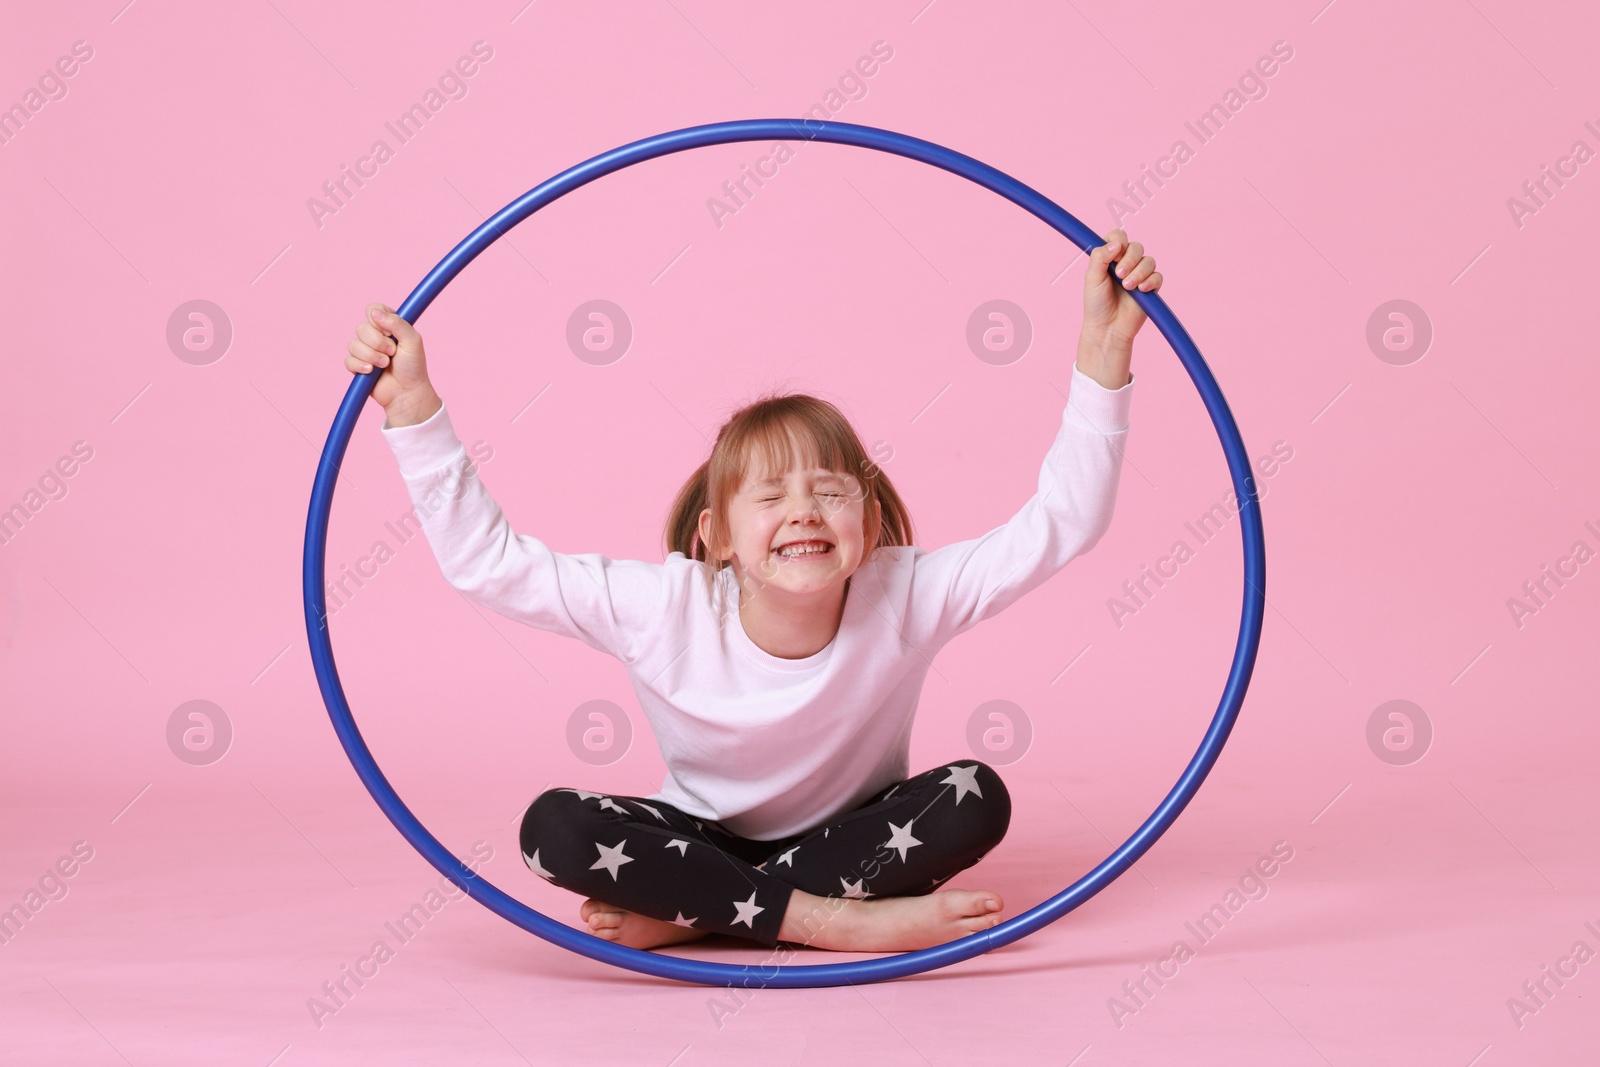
[3,1,1597,1064]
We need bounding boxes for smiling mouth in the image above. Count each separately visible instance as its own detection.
[774,540,833,560]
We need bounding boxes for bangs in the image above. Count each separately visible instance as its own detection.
[725,415,853,495]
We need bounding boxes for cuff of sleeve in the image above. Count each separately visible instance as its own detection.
[1063,365,1134,435]
[381,399,465,478]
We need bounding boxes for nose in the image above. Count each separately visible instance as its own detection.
[791,499,826,526]
[784,488,824,520]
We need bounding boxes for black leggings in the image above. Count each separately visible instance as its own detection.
[518,760,1011,948]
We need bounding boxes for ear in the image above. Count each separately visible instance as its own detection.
[696,507,719,560]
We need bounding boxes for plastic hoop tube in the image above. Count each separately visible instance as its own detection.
[302,118,1266,988]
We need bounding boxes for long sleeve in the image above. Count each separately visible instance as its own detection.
[908,364,1134,651]
[379,401,667,664]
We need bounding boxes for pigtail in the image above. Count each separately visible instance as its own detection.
[664,458,714,566]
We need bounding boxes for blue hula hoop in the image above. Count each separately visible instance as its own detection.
[302,118,1266,989]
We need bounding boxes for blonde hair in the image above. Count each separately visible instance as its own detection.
[663,390,914,603]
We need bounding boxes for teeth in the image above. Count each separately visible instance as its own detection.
[778,542,830,557]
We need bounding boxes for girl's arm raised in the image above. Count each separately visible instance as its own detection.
[903,229,1156,650]
[377,394,667,665]
[904,363,1133,652]
[347,303,668,662]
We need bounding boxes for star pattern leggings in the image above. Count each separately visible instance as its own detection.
[518,760,1011,948]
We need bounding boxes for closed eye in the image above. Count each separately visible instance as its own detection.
[759,491,847,501]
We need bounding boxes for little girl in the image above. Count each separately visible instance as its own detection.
[345,230,1161,954]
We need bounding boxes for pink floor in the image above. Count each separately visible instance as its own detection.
[5,0,1599,1063]
[5,732,1597,1065]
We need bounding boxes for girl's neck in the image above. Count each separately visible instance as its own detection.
[734,573,850,660]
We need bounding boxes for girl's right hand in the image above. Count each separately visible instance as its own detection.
[346,303,441,426]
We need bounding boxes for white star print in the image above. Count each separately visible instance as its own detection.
[839,877,872,899]
[775,846,800,867]
[560,789,605,801]
[631,800,668,822]
[598,797,629,814]
[883,819,922,863]
[883,785,899,799]
[731,890,765,928]
[664,838,690,856]
[522,848,554,880]
[671,912,698,928]
[940,765,984,805]
[589,839,634,881]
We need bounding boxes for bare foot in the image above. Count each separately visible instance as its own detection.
[579,898,712,950]
[778,887,1004,952]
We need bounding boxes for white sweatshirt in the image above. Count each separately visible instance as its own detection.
[381,365,1133,840]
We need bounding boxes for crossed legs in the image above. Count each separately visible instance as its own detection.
[519,760,1012,951]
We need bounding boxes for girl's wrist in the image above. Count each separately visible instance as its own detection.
[384,387,443,428]
[1075,336,1132,390]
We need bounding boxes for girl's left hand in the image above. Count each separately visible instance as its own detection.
[1083,228,1162,347]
